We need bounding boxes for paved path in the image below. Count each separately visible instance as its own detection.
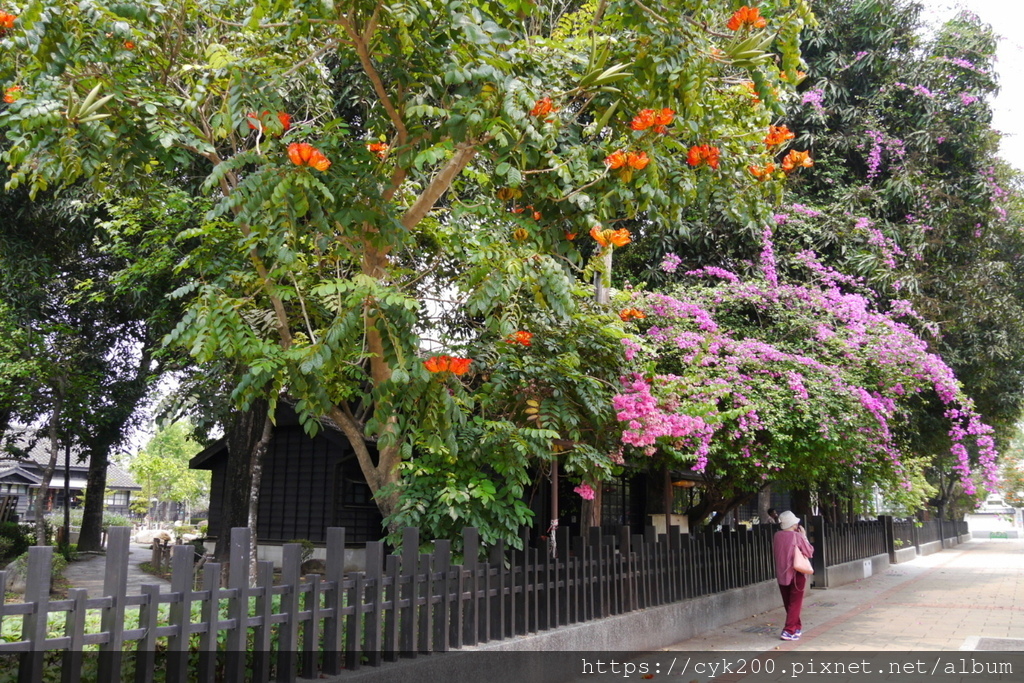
[61,542,171,595]
[661,537,1024,652]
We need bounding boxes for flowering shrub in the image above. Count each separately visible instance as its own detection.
[612,247,999,500]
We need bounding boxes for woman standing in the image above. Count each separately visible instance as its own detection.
[773,511,814,641]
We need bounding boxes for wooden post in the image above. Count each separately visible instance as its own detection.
[19,545,52,683]
[362,538,384,666]
[400,527,419,656]
[277,543,302,683]
[251,561,274,683]
[323,527,348,674]
[224,527,250,682]
[166,543,195,683]
[197,562,220,682]
[61,588,86,683]
[461,527,479,646]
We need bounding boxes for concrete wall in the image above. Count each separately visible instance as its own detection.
[823,552,890,588]
[324,578,783,683]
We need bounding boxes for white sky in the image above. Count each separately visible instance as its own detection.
[921,0,1024,169]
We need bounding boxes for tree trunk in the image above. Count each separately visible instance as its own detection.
[33,380,65,546]
[247,414,273,585]
[214,398,269,564]
[76,452,108,551]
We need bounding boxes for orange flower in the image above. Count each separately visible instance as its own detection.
[743,81,761,105]
[780,70,807,83]
[367,141,389,158]
[532,210,542,221]
[424,355,472,375]
[590,226,631,248]
[619,308,646,322]
[506,330,533,346]
[124,40,135,50]
[630,109,658,131]
[287,142,331,171]
[727,6,767,31]
[604,150,628,169]
[748,163,776,180]
[626,151,649,170]
[764,125,795,147]
[3,85,21,104]
[530,97,556,117]
[247,111,291,134]
[564,232,577,240]
[687,144,720,169]
[0,11,15,32]
[781,149,813,173]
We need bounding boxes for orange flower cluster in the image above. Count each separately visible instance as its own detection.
[780,70,807,83]
[687,144,720,169]
[530,97,557,117]
[0,11,15,34]
[727,6,767,31]
[424,355,472,375]
[743,81,761,105]
[287,142,331,171]
[3,85,21,104]
[506,330,533,346]
[748,163,776,180]
[781,149,813,173]
[605,150,649,170]
[247,111,291,134]
[590,226,631,248]
[764,125,794,147]
[619,308,646,322]
[367,141,389,158]
[631,108,674,134]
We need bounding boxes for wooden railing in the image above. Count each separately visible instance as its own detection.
[0,517,966,682]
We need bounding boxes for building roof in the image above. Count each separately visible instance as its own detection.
[0,432,141,490]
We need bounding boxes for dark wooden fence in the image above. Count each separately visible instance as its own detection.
[817,519,888,566]
[0,518,966,682]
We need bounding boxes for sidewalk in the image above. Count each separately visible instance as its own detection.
[61,542,171,595]
[663,536,1024,652]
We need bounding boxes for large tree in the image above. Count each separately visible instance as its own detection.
[2,0,815,542]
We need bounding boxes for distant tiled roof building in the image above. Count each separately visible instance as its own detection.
[0,432,140,522]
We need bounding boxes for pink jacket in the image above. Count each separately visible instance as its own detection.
[773,528,814,585]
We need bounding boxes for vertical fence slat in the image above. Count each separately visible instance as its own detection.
[277,543,302,683]
[461,527,479,646]
[323,527,347,675]
[134,585,160,683]
[197,562,220,683]
[400,527,419,656]
[224,528,250,683]
[345,572,364,671]
[19,545,52,683]
[489,540,506,640]
[363,540,384,666]
[302,576,321,679]
[433,540,451,653]
[61,588,87,683]
[252,561,274,683]
[417,553,432,652]
[97,527,130,682]
[165,543,194,683]
[382,555,399,660]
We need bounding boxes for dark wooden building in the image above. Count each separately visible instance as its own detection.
[189,405,384,546]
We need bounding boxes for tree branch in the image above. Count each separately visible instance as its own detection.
[400,140,484,230]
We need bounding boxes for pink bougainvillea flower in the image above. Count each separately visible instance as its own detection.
[574,483,596,500]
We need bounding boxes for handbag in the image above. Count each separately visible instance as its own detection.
[793,544,814,575]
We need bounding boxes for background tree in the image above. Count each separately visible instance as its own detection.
[127,421,210,522]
